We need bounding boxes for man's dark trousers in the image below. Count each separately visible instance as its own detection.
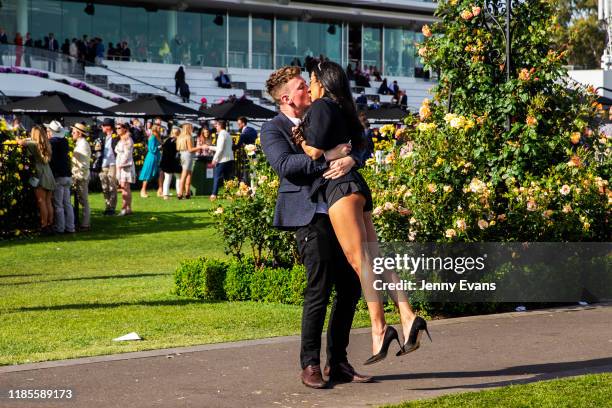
[297,213,362,369]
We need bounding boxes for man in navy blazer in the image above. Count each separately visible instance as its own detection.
[261,66,372,388]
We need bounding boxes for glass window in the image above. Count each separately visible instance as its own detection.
[0,0,18,40]
[383,27,415,77]
[363,25,381,72]
[252,16,272,69]
[120,6,148,62]
[228,14,248,68]
[177,11,201,66]
[201,12,226,67]
[148,9,173,63]
[29,0,62,46]
[61,1,91,43]
[91,4,120,50]
[275,18,342,68]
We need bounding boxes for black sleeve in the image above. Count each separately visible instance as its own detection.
[304,99,335,150]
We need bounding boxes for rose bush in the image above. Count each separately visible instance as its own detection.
[363,0,610,243]
[211,142,298,268]
[0,119,38,238]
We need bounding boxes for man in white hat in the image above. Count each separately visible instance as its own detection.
[46,120,75,233]
[71,122,91,231]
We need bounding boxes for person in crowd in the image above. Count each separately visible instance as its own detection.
[392,80,400,96]
[130,118,145,144]
[24,33,32,67]
[378,78,392,95]
[160,127,183,200]
[372,66,382,81]
[290,57,302,68]
[138,122,163,198]
[399,90,407,107]
[358,111,375,161]
[215,70,231,89]
[69,38,79,72]
[179,81,191,103]
[16,125,56,233]
[46,120,75,234]
[174,65,185,95]
[120,41,131,61]
[195,127,213,159]
[10,117,26,134]
[95,38,105,65]
[107,42,116,60]
[346,63,355,81]
[158,36,171,63]
[46,33,59,71]
[0,27,8,65]
[93,118,119,215]
[14,32,23,66]
[176,123,202,199]
[71,123,92,231]
[115,122,136,215]
[199,97,208,112]
[206,120,234,200]
[236,117,258,147]
[356,91,368,107]
[61,38,70,55]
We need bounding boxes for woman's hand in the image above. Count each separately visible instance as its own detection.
[323,143,352,161]
[323,156,356,179]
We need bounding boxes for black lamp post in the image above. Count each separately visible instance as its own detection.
[482,0,513,130]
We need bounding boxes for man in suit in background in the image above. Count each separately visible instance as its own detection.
[261,66,373,389]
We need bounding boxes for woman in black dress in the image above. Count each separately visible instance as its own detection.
[294,60,430,365]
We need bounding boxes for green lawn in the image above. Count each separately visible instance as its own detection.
[383,373,612,408]
[0,193,374,365]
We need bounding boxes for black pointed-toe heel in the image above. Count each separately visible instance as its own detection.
[396,316,432,356]
[364,326,400,366]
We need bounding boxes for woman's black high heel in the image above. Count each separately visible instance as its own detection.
[364,326,400,365]
[396,316,432,356]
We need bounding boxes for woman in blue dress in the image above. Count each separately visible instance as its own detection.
[139,125,163,198]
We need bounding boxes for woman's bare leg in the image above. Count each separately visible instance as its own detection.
[363,212,417,342]
[157,172,164,196]
[34,187,47,227]
[178,170,187,196]
[185,172,192,196]
[45,190,54,226]
[140,180,148,196]
[328,193,387,354]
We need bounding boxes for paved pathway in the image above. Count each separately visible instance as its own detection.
[1,304,612,407]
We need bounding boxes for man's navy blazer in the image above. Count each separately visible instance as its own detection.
[261,113,327,230]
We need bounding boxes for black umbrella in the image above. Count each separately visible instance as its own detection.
[200,98,276,121]
[361,104,410,124]
[108,94,201,119]
[0,91,113,116]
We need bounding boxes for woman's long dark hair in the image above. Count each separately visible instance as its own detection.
[310,60,364,148]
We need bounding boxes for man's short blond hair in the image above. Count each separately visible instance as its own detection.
[265,66,302,104]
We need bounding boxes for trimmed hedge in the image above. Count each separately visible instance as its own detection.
[250,264,307,305]
[174,257,227,301]
[224,258,255,301]
[175,257,306,305]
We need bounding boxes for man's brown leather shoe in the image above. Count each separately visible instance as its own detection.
[301,365,327,389]
[324,362,374,383]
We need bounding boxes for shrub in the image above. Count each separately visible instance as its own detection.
[363,0,610,243]
[224,258,256,301]
[250,264,307,305]
[174,257,227,301]
[211,144,298,268]
[0,119,38,239]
